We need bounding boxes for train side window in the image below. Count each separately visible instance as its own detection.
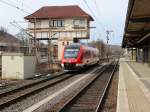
[62,42,65,46]
[81,53,83,59]
[90,51,92,58]
[86,51,89,58]
[83,51,86,58]
[87,50,90,58]
[84,51,88,58]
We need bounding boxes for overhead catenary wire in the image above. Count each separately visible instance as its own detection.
[82,0,116,45]
[94,0,115,42]
[10,21,27,23]
[10,21,40,63]
[0,0,30,14]
[82,0,106,32]
[93,0,105,22]
[8,0,34,11]
[10,21,33,38]
[82,0,107,43]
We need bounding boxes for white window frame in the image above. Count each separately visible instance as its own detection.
[74,19,85,28]
[51,19,64,27]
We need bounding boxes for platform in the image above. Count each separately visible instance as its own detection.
[117,58,150,112]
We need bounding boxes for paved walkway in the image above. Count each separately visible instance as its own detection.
[117,58,150,112]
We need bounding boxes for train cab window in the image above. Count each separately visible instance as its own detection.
[64,48,79,59]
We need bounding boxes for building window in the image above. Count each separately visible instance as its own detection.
[53,20,58,27]
[58,20,64,27]
[35,21,41,28]
[52,20,64,27]
[74,19,85,28]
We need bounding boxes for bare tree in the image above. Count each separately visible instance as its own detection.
[16,30,29,46]
[0,27,7,35]
[88,39,106,58]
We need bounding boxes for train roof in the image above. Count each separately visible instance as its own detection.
[65,43,81,49]
[65,43,99,51]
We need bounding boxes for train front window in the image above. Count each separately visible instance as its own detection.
[64,49,79,58]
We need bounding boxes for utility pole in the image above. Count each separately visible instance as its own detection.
[106,30,113,62]
[48,18,51,73]
[33,18,37,55]
[48,17,54,73]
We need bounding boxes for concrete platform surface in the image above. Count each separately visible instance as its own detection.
[117,58,150,112]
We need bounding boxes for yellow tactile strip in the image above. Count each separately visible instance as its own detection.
[118,61,150,112]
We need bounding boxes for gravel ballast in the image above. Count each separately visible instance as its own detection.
[101,67,119,112]
[1,67,99,112]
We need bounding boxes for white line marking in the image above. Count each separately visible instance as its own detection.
[23,66,102,112]
[117,61,129,112]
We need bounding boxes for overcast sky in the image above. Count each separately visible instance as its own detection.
[0,0,129,45]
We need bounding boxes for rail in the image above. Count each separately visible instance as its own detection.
[56,61,118,112]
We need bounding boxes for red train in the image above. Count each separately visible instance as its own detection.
[61,43,99,70]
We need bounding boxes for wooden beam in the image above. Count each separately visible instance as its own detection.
[31,38,58,40]
[136,33,150,44]
[130,17,150,23]
[125,33,142,37]
[88,26,96,28]
[126,30,150,34]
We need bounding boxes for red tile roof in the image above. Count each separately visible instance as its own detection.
[25,5,94,21]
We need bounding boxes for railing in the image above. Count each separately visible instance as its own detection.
[27,30,89,39]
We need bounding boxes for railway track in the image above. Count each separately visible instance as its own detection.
[0,65,99,111]
[0,72,75,110]
[50,61,118,112]
[0,71,68,96]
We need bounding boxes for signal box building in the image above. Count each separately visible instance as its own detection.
[25,5,93,60]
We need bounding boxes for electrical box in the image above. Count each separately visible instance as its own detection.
[2,53,36,79]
